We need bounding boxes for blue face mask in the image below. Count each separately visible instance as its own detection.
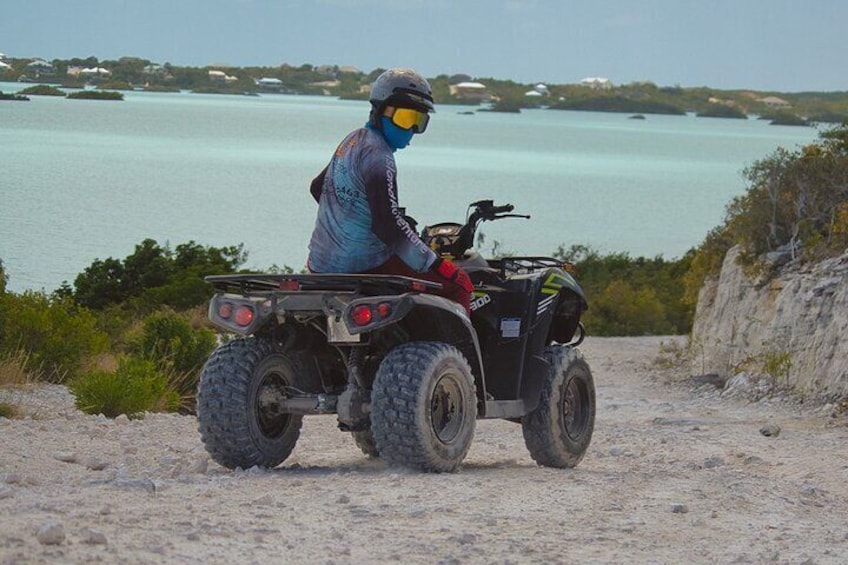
[380,116,415,151]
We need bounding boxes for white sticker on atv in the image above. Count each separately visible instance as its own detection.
[500,318,521,338]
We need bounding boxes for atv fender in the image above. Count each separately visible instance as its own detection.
[344,293,488,410]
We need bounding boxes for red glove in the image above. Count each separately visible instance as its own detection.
[432,258,474,293]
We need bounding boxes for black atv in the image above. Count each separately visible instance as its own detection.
[197,200,595,473]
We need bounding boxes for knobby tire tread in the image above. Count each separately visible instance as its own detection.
[197,338,304,469]
[522,345,595,468]
[371,342,476,472]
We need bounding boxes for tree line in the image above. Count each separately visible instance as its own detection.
[4,55,848,120]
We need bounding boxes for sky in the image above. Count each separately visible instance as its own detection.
[2,0,846,92]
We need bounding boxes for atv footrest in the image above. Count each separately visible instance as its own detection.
[483,399,534,419]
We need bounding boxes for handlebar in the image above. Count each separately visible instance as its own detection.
[469,200,520,220]
[440,200,529,257]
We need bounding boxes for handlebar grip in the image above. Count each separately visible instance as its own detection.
[492,204,514,214]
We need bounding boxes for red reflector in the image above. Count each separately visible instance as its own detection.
[350,304,373,326]
[217,302,233,319]
[234,305,255,327]
[279,279,300,290]
[411,282,429,292]
[376,302,392,319]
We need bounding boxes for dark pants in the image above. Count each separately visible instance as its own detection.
[364,256,472,314]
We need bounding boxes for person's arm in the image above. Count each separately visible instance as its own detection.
[310,166,328,203]
[364,155,436,272]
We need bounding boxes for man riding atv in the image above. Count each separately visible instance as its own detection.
[195,70,595,474]
[306,68,473,313]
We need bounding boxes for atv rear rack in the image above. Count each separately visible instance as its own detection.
[205,273,442,295]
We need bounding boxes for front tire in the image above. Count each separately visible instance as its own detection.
[371,342,477,472]
[197,338,307,469]
[522,345,595,468]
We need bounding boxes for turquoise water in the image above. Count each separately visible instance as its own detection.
[0,82,818,292]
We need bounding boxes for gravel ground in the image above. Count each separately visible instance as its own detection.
[1,336,847,564]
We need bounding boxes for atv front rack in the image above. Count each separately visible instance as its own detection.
[497,257,569,276]
[205,273,442,296]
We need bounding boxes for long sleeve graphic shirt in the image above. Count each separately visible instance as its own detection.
[307,126,437,274]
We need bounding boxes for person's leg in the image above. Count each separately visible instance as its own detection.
[365,257,471,314]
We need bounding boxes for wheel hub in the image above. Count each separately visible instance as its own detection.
[431,373,465,444]
[256,372,291,438]
[562,376,589,441]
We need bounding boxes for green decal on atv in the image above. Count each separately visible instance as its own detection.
[541,272,566,295]
[470,291,491,311]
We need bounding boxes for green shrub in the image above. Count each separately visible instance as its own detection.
[132,310,216,409]
[70,357,179,418]
[137,310,216,373]
[0,402,20,419]
[0,291,108,381]
[583,280,673,336]
[685,123,848,293]
[554,244,693,336]
[74,239,247,311]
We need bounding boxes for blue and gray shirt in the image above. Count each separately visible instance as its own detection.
[307,126,437,273]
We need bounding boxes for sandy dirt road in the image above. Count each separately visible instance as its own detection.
[2,336,847,564]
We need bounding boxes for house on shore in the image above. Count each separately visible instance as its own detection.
[580,77,612,90]
[525,83,549,97]
[255,77,284,91]
[450,81,491,102]
[209,70,238,83]
[26,59,54,78]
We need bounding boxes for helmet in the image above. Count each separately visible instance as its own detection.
[369,68,435,113]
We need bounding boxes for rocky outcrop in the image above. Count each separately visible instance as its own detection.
[691,245,848,398]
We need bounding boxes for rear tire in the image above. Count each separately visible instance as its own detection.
[522,345,595,468]
[197,338,308,470]
[371,342,477,473]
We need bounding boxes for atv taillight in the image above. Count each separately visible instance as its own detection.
[234,305,255,327]
[376,302,392,319]
[351,304,373,326]
[217,302,233,320]
[279,279,300,291]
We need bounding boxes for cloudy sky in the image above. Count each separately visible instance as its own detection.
[3,0,846,92]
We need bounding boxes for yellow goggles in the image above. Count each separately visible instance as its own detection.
[386,107,430,133]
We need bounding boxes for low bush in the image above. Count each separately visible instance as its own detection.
[0,349,38,387]
[0,402,20,419]
[554,244,693,336]
[132,310,216,409]
[73,239,247,311]
[70,357,179,418]
[684,123,848,297]
[0,291,108,381]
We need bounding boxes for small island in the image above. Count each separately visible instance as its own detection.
[764,111,810,127]
[19,85,65,96]
[67,90,124,101]
[0,91,29,101]
[696,105,748,119]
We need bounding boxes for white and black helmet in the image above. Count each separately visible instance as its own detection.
[369,68,435,113]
